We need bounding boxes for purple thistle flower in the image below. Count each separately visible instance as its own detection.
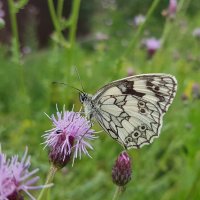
[43,106,96,167]
[0,147,52,200]
[0,0,5,29]
[168,0,177,18]
[192,83,200,99]
[0,1,5,18]
[112,151,132,187]
[126,67,136,77]
[0,153,15,199]
[143,37,161,58]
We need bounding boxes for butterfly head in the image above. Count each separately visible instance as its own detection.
[79,92,88,104]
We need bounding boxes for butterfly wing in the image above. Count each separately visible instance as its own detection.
[92,74,177,149]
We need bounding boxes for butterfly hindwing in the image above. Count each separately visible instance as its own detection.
[95,95,162,149]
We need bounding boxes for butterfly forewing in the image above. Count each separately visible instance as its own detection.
[84,74,177,149]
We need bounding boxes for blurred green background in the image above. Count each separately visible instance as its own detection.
[0,0,200,199]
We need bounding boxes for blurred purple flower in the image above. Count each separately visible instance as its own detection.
[162,0,177,19]
[0,152,14,199]
[43,106,96,167]
[127,67,136,77]
[143,38,161,57]
[0,10,4,18]
[0,147,52,200]
[168,0,177,18]
[192,28,200,39]
[0,1,5,18]
[0,0,5,29]
[133,14,145,27]
[192,83,200,99]
[112,151,132,187]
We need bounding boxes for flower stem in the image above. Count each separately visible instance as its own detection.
[112,186,125,200]
[57,0,64,20]
[48,0,65,45]
[8,0,20,64]
[67,0,81,66]
[115,0,161,74]
[123,0,161,58]
[37,165,57,200]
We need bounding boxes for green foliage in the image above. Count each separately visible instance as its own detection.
[0,0,200,199]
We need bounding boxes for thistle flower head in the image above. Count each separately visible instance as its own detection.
[0,147,52,200]
[0,0,5,29]
[0,1,4,18]
[112,151,132,186]
[143,37,161,57]
[168,0,177,18]
[127,67,136,77]
[43,106,96,168]
[192,83,200,99]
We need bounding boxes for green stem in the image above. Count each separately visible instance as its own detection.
[123,0,161,58]
[112,186,125,200]
[16,0,28,10]
[149,0,188,71]
[37,165,57,200]
[68,0,81,66]
[177,0,191,13]
[115,0,161,75]
[161,0,189,46]
[48,0,65,45]
[8,0,20,64]
[186,167,200,200]
[8,0,29,106]
[57,0,64,20]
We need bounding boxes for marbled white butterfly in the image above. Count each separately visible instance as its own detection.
[79,74,177,149]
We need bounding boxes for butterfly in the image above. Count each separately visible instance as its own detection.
[79,74,177,149]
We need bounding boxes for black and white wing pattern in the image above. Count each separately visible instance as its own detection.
[91,74,177,149]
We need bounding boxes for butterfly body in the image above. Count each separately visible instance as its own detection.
[80,74,177,149]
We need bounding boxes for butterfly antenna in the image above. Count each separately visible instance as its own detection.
[52,81,84,93]
[74,66,86,93]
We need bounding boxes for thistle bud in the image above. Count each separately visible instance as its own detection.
[112,151,132,186]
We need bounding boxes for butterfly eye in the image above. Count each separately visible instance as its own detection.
[79,93,87,103]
